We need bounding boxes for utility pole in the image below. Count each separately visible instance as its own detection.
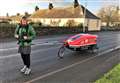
[83,0,87,33]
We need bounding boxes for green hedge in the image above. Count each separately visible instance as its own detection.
[101,26,120,31]
[0,23,17,38]
[0,23,84,38]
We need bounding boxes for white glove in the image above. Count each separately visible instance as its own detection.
[15,35,19,39]
[23,36,28,40]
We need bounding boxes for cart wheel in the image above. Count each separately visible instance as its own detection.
[89,45,98,53]
[91,45,98,53]
[58,46,65,59]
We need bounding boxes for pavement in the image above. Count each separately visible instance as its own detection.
[0,31,120,83]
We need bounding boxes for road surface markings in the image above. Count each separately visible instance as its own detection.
[0,47,59,59]
[25,45,120,83]
[0,41,60,52]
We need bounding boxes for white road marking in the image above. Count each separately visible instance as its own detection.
[25,46,120,83]
[0,47,17,51]
[0,41,60,52]
[0,47,59,59]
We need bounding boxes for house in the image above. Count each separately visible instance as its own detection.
[30,0,101,31]
[0,16,11,23]
[9,15,23,24]
[9,13,31,24]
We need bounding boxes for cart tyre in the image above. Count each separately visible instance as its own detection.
[91,44,98,53]
[58,46,65,58]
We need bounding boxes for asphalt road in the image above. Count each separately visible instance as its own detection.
[0,31,120,83]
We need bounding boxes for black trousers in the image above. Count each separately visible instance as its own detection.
[21,53,30,68]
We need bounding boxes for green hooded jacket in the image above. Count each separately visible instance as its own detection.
[15,24,36,47]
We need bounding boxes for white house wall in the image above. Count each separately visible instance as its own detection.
[87,19,101,31]
[30,18,101,31]
[30,18,85,26]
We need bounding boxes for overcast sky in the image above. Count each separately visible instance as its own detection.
[0,0,119,16]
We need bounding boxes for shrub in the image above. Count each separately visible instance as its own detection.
[66,20,76,27]
[78,23,83,28]
[0,24,85,38]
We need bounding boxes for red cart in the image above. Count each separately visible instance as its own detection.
[58,33,98,58]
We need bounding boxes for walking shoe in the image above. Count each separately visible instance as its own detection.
[20,65,27,73]
[24,68,31,75]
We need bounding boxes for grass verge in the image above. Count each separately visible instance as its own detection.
[95,63,120,83]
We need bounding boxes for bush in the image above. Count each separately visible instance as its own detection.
[0,23,17,38]
[0,24,84,38]
[66,20,76,27]
[101,26,120,31]
[30,22,43,28]
[78,23,83,29]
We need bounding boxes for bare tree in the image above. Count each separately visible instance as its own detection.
[101,0,118,7]
[97,5,119,26]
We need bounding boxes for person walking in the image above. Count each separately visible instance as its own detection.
[14,16,36,75]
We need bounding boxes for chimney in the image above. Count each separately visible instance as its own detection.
[74,0,79,8]
[49,3,53,10]
[35,6,39,11]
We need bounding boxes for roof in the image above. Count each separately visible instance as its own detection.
[81,5,100,19]
[10,15,23,21]
[30,5,100,19]
[31,8,73,18]
[0,16,11,21]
